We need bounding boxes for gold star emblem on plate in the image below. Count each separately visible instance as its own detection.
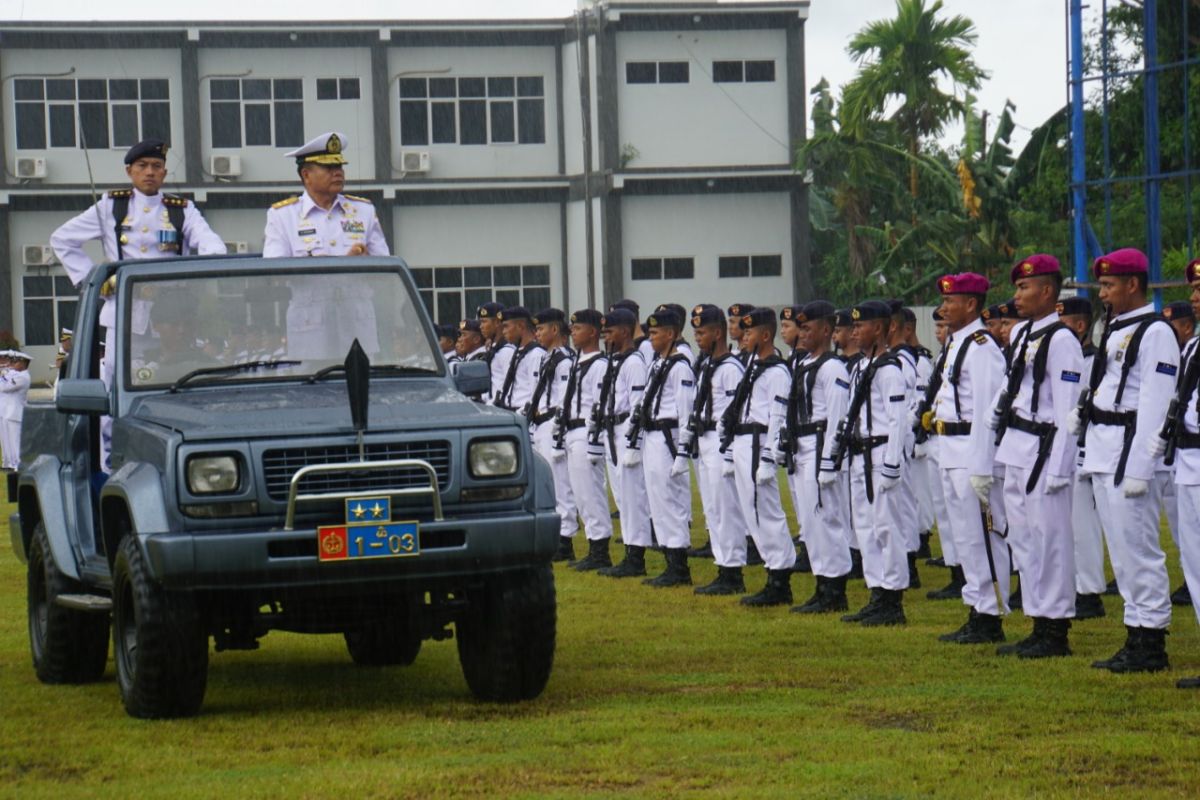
[351,503,365,519]
[370,502,384,519]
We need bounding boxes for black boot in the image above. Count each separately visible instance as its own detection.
[1171,583,1192,607]
[740,569,793,607]
[848,548,864,579]
[842,588,883,622]
[916,531,932,559]
[643,547,692,587]
[793,542,813,574]
[997,618,1044,656]
[694,566,746,595]
[959,612,1005,644]
[906,552,921,590]
[791,576,825,613]
[860,589,906,626]
[1108,627,1169,674]
[1104,578,1120,596]
[927,565,965,600]
[1074,592,1106,620]
[746,538,764,566]
[598,545,646,578]
[1176,676,1200,689]
[572,537,613,571]
[687,538,714,559]
[1091,625,1139,670]
[1019,618,1072,659]
[938,609,979,643]
[553,535,575,562]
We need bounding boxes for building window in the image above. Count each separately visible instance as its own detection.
[23,275,78,347]
[13,78,170,150]
[719,254,782,278]
[316,78,361,100]
[712,60,776,84]
[210,78,303,149]
[625,62,690,85]
[399,76,545,147]
[630,257,695,281]
[410,265,551,325]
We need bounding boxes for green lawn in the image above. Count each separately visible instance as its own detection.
[2,489,1199,799]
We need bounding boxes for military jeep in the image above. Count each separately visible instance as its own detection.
[11,256,560,718]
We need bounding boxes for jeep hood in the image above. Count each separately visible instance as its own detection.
[127,381,510,440]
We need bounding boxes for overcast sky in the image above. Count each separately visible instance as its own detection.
[1,0,1067,152]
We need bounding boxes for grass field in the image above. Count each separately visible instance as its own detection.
[3,487,1200,799]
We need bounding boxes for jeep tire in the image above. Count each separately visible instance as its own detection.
[456,564,556,702]
[112,535,209,718]
[344,619,422,666]
[28,522,109,684]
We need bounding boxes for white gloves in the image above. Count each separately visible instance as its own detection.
[877,474,900,493]
[986,406,1003,432]
[622,448,642,467]
[970,474,994,504]
[1123,477,1150,498]
[755,460,776,486]
[912,440,929,459]
[1044,474,1071,495]
[1147,435,1168,460]
[670,456,689,477]
[551,447,566,462]
[1076,465,1092,482]
[1066,408,1083,437]
[817,469,837,487]
[721,459,735,478]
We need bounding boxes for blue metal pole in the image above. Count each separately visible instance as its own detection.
[1144,0,1163,308]
[1069,0,1089,288]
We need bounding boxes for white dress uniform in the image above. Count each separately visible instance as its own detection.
[1083,303,1179,631]
[561,350,612,544]
[891,345,921,557]
[789,353,853,578]
[1073,341,1109,596]
[730,354,797,572]
[911,348,938,537]
[638,350,694,550]
[493,341,544,413]
[846,352,908,590]
[0,364,32,470]
[693,352,748,568]
[1171,338,1200,629]
[529,346,578,540]
[995,314,1085,620]
[603,348,652,548]
[487,341,515,405]
[932,319,1010,616]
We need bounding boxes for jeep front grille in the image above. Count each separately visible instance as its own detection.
[262,441,451,501]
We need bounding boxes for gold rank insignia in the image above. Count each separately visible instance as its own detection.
[328,133,342,154]
[272,196,300,209]
[781,308,792,320]
[691,315,702,327]
[459,320,468,330]
[851,309,861,320]
[693,305,704,314]
[741,314,753,327]
[1021,261,1035,275]
[1098,260,1111,274]
[1055,302,1065,315]
[940,278,952,292]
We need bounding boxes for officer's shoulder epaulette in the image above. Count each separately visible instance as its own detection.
[272,196,300,210]
[972,331,990,346]
[161,194,188,208]
[108,189,132,199]
[343,194,373,204]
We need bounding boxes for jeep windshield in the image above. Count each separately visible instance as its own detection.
[124,268,440,389]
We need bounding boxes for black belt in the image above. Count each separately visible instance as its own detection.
[1178,431,1200,450]
[930,419,972,436]
[603,412,631,426]
[733,422,768,436]
[1007,413,1058,494]
[699,420,718,433]
[1087,407,1138,485]
[643,418,679,432]
[530,410,556,425]
[564,419,587,431]
[794,420,827,437]
[848,435,888,455]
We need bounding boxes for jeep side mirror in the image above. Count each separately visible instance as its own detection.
[451,361,490,396]
[56,379,111,415]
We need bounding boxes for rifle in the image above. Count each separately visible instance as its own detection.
[625,404,645,450]
[830,356,877,470]
[912,346,948,445]
[1076,305,1113,450]
[980,501,1006,614]
[719,356,757,453]
[1160,342,1200,466]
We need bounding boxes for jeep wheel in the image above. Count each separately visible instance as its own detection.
[112,535,208,719]
[456,564,556,702]
[28,522,109,684]
[344,619,422,666]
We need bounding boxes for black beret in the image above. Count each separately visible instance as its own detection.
[609,298,640,316]
[602,308,638,328]
[533,308,566,326]
[647,308,683,329]
[459,319,482,334]
[476,301,504,319]
[435,324,459,340]
[851,301,892,322]
[570,308,603,327]
[834,308,854,327]
[1163,300,1195,322]
[1056,296,1092,317]
[931,308,945,322]
[124,139,168,165]
[800,300,837,321]
[887,299,905,316]
[739,307,776,330]
[727,302,755,319]
[900,307,916,323]
[655,303,687,323]
[690,304,724,328]
[498,306,531,322]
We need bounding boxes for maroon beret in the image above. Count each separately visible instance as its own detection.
[1011,254,1060,284]
[938,272,989,295]
[1186,259,1200,285]
[1093,248,1148,279]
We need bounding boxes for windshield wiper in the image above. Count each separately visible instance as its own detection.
[169,360,302,393]
[306,364,439,384]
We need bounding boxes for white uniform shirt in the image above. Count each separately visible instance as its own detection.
[611,350,648,418]
[262,192,388,258]
[1175,337,1200,485]
[995,315,1085,480]
[645,351,694,427]
[488,342,515,404]
[564,350,607,440]
[706,353,745,424]
[739,354,789,462]
[1082,303,1179,481]
[497,342,544,413]
[849,353,907,476]
[0,368,32,422]
[931,319,1006,475]
[797,354,851,466]
[530,346,573,425]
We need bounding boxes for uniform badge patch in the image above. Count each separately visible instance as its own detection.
[889,394,905,402]
[1157,362,1178,376]
[681,379,693,387]
[1061,370,1081,383]
[835,378,850,389]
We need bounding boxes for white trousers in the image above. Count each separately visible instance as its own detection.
[608,421,652,548]
[533,426,578,538]
[642,430,691,549]
[1177,484,1200,628]
[1092,472,1171,630]
[565,434,612,542]
[791,454,851,577]
[1003,465,1075,619]
[941,467,1010,616]
[897,456,920,552]
[1072,475,1107,595]
[0,418,20,470]
[698,433,747,567]
[848,457,907,591]
[928,455,957,565]
[732,435,796,571]
[1156,471,1179,547]
[912,453,936,534]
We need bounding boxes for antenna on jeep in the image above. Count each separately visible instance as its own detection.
[344,339,370,461]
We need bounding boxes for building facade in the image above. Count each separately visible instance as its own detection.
[0,0,811,380]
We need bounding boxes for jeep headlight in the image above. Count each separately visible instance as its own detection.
[469,440,518,478]
[186,455,240,494]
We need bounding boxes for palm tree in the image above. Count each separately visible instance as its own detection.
[841,0,987,204]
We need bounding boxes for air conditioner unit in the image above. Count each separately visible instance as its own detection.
[210,154,242,177]
[16,157,47,179]
[23,245,56,266]
[401,151,431,174]
[224,241,250,254]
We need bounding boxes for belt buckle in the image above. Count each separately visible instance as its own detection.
[934,420,946,435]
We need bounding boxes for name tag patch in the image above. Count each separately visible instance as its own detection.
[1157,362,1178,377]
[681,379,694,387]
[835,378,850,389]
[889,394,906,402]
[1061,370,1081,383]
